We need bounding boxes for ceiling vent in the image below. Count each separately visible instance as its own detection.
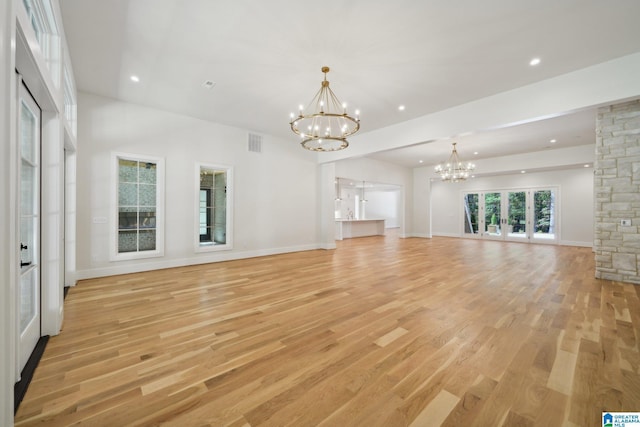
[248,133,262,153]
[202,80,216,89]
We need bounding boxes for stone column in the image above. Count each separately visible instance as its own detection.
[595,99,640,283]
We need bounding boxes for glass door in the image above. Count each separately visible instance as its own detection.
[463,193,480,237]
[18,82,41,373]
[506,191,528,241]
[462,188,558,244]
[532,189,558,243]
[483,192,502,239]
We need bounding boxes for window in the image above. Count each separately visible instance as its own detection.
[196,164,232,252]
[112,153,164,260]
[63,65,77,137]
[21,0,61,87]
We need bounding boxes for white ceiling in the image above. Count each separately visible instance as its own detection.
[368,108,598,168]
[59,0,640,167]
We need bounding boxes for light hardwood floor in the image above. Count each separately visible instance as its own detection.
[15,235,640,426]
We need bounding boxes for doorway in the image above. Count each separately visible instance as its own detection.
[17,82,41,373]
[463,188,558,244]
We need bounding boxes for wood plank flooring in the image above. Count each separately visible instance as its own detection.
[14,235,640,426]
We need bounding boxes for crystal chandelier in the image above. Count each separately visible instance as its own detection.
[290,66,360,152]
[435,143,475,182]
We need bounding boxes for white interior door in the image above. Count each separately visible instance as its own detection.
[18,82,41,373]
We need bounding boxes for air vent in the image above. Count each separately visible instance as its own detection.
[248,133,262,153]
[202,80,216,89]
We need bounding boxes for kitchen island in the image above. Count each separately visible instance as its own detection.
[335,219,385,240]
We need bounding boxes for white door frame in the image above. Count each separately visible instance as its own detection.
[17,79,41,375]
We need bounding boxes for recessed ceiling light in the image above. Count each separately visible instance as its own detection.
[584,164,590,168]
[521,170,526,174]
[471,175,475,178]
[550,139,556,143]
[398,105,405,111]
[130,75,140,82]
[202,80,216,89]
[529,58,541,66]
[474,151,478,155]
[419,160,423,164]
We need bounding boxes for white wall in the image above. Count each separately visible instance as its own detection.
[365,190,400,227]
[429,167,594,246]
[412,167,432,238]
[334,157,413,236]
[76,92,320,279]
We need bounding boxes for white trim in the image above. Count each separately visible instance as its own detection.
[11,75,21,386]
[1,0,17,420]
[406,233,431,238]
[17,80,42,372]
[76,244,322,280]
[64,149,77,287]
[432,232,460,238]
[40,109,65,337]
[319,243,337,250]
[110,152,165,261]
[560,240,592,248]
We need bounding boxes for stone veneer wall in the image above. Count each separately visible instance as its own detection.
[595,99,640,284]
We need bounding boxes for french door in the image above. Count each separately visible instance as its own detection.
[18,82,41,373]
[463,188,558,244]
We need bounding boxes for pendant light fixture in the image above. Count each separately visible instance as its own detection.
[290,66,360,152]
[435,143,475,182]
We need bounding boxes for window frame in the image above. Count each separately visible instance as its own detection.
[194,163,233,253]
[110,152,165,261]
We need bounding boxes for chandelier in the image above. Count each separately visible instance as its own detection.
[290,66,360,152]
[435,143,475,182]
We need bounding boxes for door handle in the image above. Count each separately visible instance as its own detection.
[21,243,28,250]
[20,261,32,267]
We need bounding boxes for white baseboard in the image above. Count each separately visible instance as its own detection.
[319,242,337,250]
[403,233,432,238]
[559,240,593,248]
[75,244,322,281]
[431,232,460,238]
